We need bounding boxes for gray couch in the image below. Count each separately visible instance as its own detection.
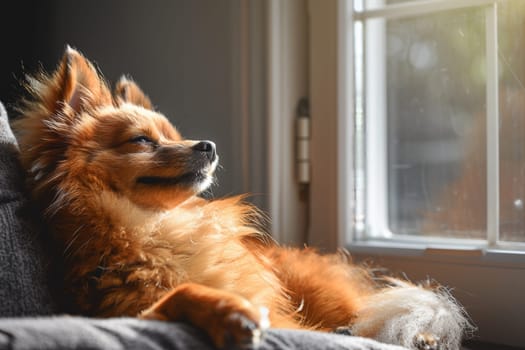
[0,101,405,350]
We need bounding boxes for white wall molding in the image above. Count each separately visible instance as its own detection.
[267,0,309,245]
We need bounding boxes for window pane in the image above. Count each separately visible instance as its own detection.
[384,8,487,238]
[498,1,525,243]
[356,2,525,243]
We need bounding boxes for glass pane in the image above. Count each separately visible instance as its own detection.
[498,2,525,243]
[383,8,487,238]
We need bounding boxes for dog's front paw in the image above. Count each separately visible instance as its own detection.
[413,333,440,350]
[140,283,270,349]
[211,303,270,349]
[219,306,270,348]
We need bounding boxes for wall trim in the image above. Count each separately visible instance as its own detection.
[267,0,309,245]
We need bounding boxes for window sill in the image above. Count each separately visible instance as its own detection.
[347,239,525,269]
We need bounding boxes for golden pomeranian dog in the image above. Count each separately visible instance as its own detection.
[13,47,472,350]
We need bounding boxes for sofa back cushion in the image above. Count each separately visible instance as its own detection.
[0,101,57,316]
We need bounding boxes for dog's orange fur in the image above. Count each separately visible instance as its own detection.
[13,48,460,349]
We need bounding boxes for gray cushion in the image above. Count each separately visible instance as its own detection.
[0,317,406,350]
[0,101,57,316]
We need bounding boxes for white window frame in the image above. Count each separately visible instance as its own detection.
[306,0,525,347]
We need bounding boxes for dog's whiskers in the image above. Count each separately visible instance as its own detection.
[69,236,95,261]
[63,225,85,259]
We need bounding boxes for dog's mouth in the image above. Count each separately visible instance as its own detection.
[136,171,207,187]
[135,152,219,193]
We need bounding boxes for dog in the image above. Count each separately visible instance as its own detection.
[13,47,472,350]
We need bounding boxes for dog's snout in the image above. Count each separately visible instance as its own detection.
[192,141,216,161]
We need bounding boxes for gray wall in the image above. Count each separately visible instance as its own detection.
[1,0,267,207]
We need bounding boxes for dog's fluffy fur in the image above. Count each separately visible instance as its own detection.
[13,47,473,349]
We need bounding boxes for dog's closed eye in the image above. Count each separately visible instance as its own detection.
[129,135,157,146]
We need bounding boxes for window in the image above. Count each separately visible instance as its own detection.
[305,0,525,347]
[352,0,525,249]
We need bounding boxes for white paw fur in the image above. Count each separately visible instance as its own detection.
[351,280,474,350]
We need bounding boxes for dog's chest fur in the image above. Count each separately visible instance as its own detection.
[60,191,280,316]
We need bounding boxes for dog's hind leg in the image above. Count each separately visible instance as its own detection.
[267,247,472,349]
[266,247,375,330]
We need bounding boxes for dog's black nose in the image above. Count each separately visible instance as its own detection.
[192,141,216,161]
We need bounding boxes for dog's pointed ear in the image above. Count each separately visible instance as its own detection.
[114,76,153,110]
[53,46,112,113]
